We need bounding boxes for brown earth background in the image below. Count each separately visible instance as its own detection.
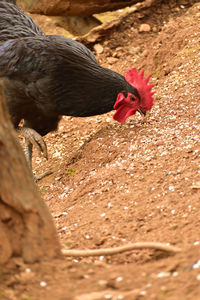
[1,1,200,299]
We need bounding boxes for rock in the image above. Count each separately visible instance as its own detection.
[98,279,108,289]
[19,0,144,16]
[94,44,104,55]
[60,15,101,36]
[139,23,151,32]
[17,270,35,283]
[128,46,141,55]
[152,26,158,32]
[31,14,101,36]
[107,57,118,65]
[142,49,149,57]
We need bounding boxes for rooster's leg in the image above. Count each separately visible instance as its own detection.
[24,138,33,170]
[17,126,51,181]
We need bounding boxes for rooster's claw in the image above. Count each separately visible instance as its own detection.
[17,126,48,160]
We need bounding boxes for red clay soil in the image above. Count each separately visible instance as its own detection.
[1,1,200,300]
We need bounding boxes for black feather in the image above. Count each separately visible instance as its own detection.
[0,1,138,137]
[0,1,44,42]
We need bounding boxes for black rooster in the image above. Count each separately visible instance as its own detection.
[0,0,155,179]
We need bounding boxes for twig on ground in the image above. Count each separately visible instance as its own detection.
[62,242,181,257]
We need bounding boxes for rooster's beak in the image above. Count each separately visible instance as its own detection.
[137,109,146,116]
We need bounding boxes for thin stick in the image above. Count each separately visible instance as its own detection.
[62,242,181,257]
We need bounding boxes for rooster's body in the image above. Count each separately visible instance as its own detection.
[0,0,154,178]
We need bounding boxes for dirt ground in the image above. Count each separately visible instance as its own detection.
[1,1,200,299]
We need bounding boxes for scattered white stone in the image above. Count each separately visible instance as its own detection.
[101,213,106,217]
[157,272,170,278]
[139,290,147,296]
[52,150,61,158]
[196,274,200,281]
[104,294,112,300]
[171,210,175,215]
[116,276,123,282]
[169,185,175,191]
[193,260,200,269]
[85,234,90,240]
[194,241,200,246]
[25,268,31,273]
[106,117,112,122]
[40,281,47,287]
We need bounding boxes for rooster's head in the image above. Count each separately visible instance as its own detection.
[113,68,155,123]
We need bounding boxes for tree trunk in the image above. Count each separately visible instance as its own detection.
[18,0,144,16]
[0,84,61,264]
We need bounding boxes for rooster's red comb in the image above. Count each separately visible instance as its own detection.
[125,68,155,111]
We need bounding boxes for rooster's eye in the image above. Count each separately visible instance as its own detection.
[130,96,136,101]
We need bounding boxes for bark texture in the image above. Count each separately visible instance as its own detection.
[0,84,61,264]
[18,0,144,16]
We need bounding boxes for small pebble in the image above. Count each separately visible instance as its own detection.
[116,276,123,282]
[196,274,200,281]
[40,281,47,287]
[194,241,200,246]
[107,57,118,64]
[98,279,108,288]
[169,185,174,191]
[25,268,31,273]
[94,44,104,54]
[62,211,68,215]
[139,290,147,296]
[139,24,151,32]
[157,272,170,278]
[104,294,112,299]
[193,260,200,269]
